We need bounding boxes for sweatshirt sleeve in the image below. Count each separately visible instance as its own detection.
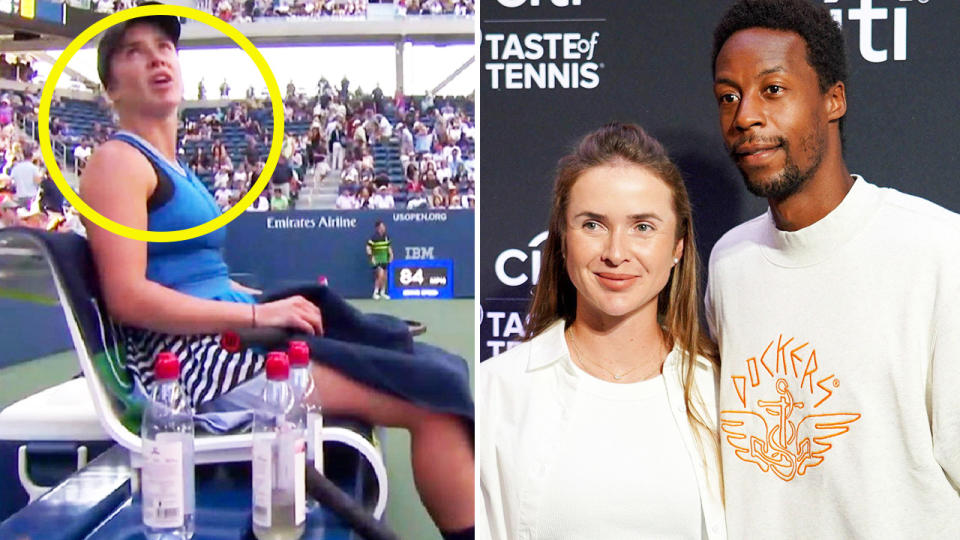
[931,275,960,493]
[704,256,720,344]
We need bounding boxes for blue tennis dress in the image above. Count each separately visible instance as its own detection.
[114,132,265,425]
[116,132,473,433]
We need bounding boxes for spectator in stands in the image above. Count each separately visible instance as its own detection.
[242,135,258,168]
[50,117,65,140]
[421,90,434,113]
[219,79,230,98]
[0,96,12,127]
[423,169,439,191]
[214,165,231,190]
[448,146,464,178]
[233,163,250,190]
[373,172,390,190]
[216,0,233,20]
[74,138,93,170]
[10,154,42,207]
[340,76,350,101]
[244,116,263,139]
[307,126,325,167]
[313,155,331,182]
[448,191,463,210]
[430,186,446,209]
[92,122,108,144]
[190,147,212,175]
[342,163,360,185]
[407,191,429,210]
[407,169,425,196]
[291,150,305,180]
[398,122,413,155]
[370,185,395,209]
[211,138,231,171]
[357,185,373,209]
[269,186,289,210]
[454,0,473,16]
[352,119,367,157]
[328,120,346,170]
[414,122,433,154]
[198,78,206,100]
[271,154,294,199]
[336,185,358,209]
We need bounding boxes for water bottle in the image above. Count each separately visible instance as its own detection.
[288,341,323,475]
[141,352,195,539]
[252,352,307,540]
[288,341,323,513]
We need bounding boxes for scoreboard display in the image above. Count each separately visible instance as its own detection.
[0,0,105,38]
[388,259,454,299]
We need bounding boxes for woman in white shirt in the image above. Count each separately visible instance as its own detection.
[478,123,725,540]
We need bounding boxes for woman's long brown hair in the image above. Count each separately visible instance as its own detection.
[525,122,721,491]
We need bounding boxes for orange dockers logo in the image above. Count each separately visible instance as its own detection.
[720,335,861,481]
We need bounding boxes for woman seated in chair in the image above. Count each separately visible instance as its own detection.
[78,13,473,539]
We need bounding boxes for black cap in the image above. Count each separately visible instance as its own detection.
[97,2,180,90]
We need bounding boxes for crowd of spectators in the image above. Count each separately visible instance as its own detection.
[0,96,83,233]
[308,80,475,211]
[182,76,475,212]
[0,54,38,84]
[204,0,368,22]
[395,0,473,16]
[196,0,472,22]
[0,71,474,220]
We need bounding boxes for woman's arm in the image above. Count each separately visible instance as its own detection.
[80,141,321,335]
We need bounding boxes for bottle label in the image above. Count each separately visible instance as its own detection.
[294,437,306,525]
[252,434,274,527]
[276,425,306,525]
[308,412,324,474]
[142,434,184,528]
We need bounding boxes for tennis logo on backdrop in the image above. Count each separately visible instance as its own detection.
[484,32,601,90]
[825,0,930,62]
[495,231,548,286]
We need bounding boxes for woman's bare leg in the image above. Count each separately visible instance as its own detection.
[307,363,474,531]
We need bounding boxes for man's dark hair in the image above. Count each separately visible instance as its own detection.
[713,0,847,137]
[374,219,384,228]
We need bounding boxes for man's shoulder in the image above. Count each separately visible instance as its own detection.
[877,185,960,233]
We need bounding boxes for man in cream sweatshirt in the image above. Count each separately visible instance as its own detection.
[705,1,960,538]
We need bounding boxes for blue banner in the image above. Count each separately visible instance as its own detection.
[224,210,474,298]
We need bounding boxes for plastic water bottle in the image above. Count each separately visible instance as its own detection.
[252,352,307,540]
[288,341,323,475]
[288,341,323,513]
[141,352,195,539]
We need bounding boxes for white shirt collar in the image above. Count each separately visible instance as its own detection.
[525,319,570,372]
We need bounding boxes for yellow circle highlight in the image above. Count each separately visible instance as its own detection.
[38,4,284,242]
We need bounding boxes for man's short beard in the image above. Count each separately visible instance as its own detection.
[740,133,825,202]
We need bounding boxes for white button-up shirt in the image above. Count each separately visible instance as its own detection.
[477,320,726,540]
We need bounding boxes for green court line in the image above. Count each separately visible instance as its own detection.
[0,288,59,306]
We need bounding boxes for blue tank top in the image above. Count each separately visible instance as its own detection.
[112,132,253,304]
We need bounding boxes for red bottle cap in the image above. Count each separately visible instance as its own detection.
[288,341,310,367]
[220,330,241,353]
[155,352,179,380]
[265,351,290,380]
